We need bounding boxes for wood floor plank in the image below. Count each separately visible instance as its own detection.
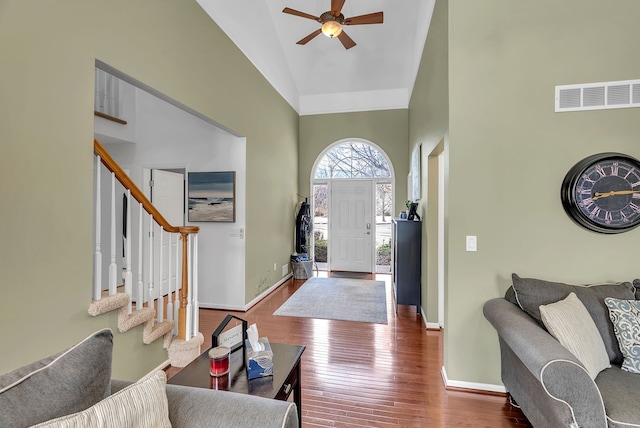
[166,273,532,427]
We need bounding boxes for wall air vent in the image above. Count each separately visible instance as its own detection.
[555,79,640,112]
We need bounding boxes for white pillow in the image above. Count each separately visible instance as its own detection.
[539,292,610,380]
[31,370,171,428]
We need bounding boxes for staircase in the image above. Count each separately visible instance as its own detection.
[91,139,203,367]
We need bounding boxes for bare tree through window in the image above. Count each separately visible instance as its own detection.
[315,142,391,179]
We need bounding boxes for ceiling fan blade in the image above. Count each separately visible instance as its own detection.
[344,11,384,25]
[282,7,320,22]
[331,0,346,17]
[296,28,323,45]
[337,31,356,49]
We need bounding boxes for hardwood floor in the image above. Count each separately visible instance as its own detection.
[167,273,532,427]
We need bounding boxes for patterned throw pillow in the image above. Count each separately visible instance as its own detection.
[604,298,640,374]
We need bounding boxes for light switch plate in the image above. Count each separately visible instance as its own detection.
[466,235,477,252]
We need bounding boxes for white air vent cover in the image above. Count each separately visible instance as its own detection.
[555,79,640,112]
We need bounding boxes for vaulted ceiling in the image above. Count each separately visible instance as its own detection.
[196,0,435,115]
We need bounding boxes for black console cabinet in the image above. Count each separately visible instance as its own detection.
[392,218,421,313]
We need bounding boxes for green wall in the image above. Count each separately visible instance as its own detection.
[0,0,298,380]
[299,110,409,215]
[409,0,449,326]
[4,0,639,390]
[443,0,640,385]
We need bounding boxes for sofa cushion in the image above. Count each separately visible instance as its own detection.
[31,370,171,428]
[510,273,636,364]
[595,365,640,428]
[0,329,113,428]
[604,298,640,374]
[540,292,610,379]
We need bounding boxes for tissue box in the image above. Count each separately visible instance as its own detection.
[245,337,273,379]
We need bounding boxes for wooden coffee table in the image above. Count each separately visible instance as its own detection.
[168,342,305,422]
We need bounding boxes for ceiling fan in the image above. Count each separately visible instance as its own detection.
[282,0,384,50]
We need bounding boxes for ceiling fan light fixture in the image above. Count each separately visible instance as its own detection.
[321,20,342,38]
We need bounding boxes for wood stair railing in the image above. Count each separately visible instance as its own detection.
[93,139,199,340]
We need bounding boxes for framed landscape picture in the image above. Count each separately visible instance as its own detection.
[188,171,236,222]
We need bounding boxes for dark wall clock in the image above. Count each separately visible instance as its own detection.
[561,153,640,234]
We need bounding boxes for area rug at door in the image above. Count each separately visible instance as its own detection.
[273,277,387,324]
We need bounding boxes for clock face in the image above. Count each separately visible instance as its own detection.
[561,153,640,234]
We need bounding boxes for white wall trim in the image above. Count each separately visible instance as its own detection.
[244,274,293,310]
[420,307,441,329]
[441,366,506,394]
[198,274,293,312]
[199,302,246,311]
[299,88,410,116]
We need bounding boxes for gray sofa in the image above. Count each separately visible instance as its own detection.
[0,329,298,428]
[484,274,640,428]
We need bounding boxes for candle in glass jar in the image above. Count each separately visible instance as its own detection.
[209,346,230,377]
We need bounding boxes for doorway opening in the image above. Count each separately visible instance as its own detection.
[310,139,394,274]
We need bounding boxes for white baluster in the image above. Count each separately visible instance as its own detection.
[108,173,117,296]
[148,214,154,308]
[109,75,118,118]
[105,73,112,116]
[167,233,173,322]
[93,155,102,301]
[101,70,108,114]
[173,234,180,336]
[185,234,192,340]
[114,78,119,118]
[192,234,199,337]
[157,228,164,323]
[137,204,144,310]
[124,190,132,314]
[94,68,100,111]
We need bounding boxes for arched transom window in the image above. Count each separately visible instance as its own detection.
[314,142,391,179]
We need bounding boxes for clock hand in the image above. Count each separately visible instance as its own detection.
[592,190,640,200]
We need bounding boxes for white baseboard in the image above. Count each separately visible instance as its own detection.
[420,307,442,330]
[198,274,293,312]
[441,366,506,394]
[244,274,293,310]
[199,302,245,311]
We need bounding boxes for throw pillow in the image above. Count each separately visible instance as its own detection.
[540,292,611,380]
[0,329,113,427]
[604,298,640,374]
[511,273,635,364]
[31,370,171,428]
[632,279,640,300]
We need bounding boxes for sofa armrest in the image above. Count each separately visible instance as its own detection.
[165,384,298,428]
[111,379,298,428]
[484,298,607,428]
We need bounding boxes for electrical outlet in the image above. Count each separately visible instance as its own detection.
[273,263,277,271]
[282,264,288,277]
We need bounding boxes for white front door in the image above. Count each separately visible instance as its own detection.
[329,180,374,273]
